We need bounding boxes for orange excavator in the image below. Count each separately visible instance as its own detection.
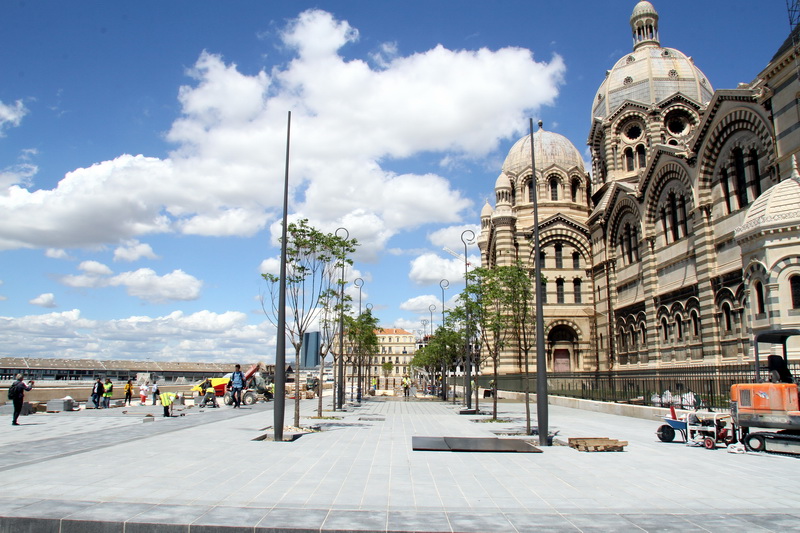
[191,362,269,406]
[730,329,800,454]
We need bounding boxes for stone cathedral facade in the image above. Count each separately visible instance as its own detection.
[478,1,800,374]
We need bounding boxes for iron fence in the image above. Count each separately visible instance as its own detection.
[478,362,800,410]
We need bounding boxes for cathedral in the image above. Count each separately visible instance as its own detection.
[477,1,800,374]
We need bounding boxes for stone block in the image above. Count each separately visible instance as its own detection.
[46,399,75,412]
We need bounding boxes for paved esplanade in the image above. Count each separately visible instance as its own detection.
[1,395,799,532]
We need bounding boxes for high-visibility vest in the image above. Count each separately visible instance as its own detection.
[104,383,113,397]
[160,392,176,406]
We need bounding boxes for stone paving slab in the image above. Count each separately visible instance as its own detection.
[2,394,800,532]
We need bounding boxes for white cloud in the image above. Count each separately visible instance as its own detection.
[29,293,57,308]
[0,309,274,362]
[399,294,441,314]
[0,99,27,136]
[0,9,563,257]
[45,248,71,260]
[79,260,114,276]
[408,253,468,286]
[0,162,37,190]
[60,262,202,304]
[113,240,159,262]
[108,269,202,303]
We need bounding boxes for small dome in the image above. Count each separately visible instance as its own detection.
[736,166,800,242]
[631,1,658,22]
[495,174,511,189]
[481,201,494,218]
[502,125,584,176]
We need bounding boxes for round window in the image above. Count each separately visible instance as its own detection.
[667,117,686,135]
[624,124,642,141]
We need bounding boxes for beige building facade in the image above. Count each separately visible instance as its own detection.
[478,1,800,374]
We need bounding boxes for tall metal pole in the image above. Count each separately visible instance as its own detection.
[335,227,349,410]
[461,229,475,410]
[354,277,363,316]
[530,118,549,445]
[440,279,449,402]
[274,111,291,442]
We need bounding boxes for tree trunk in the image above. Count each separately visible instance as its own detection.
[317,353,325,417]
[492,361,498,420]
[294,346,301,427]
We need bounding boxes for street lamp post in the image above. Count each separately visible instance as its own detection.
[335,227,349,411]
[440,279,449,403]
[354,277,363,316]
[529,118,549,446]
[353,277,364,402]
[461,229,475,410]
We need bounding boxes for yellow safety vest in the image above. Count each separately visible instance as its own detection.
[104,383,113,397]
[160,392,176,406]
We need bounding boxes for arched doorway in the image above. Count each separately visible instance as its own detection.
[548,325,578,372]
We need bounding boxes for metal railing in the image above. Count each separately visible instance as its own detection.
[478,363,800,410]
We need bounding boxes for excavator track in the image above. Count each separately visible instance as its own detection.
[742,431,800,457]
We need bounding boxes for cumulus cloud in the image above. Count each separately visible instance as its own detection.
[109,269,202,303]
[113,240,159,262]
[0,9,563,256]
[60,262,202,303]
[0,309,274,362]
[29,293,57,308]
[0,99,27,136]
[45,248,71,260]
[408,253,468,286]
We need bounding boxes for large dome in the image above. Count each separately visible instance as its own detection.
[502,123,584,176]
[592,2,714,120]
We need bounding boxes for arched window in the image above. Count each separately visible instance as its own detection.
[754,281,765,315]
[691,311,700,337]
[541,280,547,304]
[571,179,579,202]
[528,178,535,203]
[722,302,733,333]
[625,147,635,171]
[669,192,679,242]
[640,323,647,347]
[792,275,800,309]
[555,243,563,269]
[749,149,762,199]
[556,279,565,304]
[636,144,646,168]
[572,252,580,269]
[629,326,636,348]
[675,314,683,340]
[661,318,669,341]
[573,279,582,304]
[619,328,627,350]
[550,178,559,200]
[539,250,546,267]
[721,168,732,214]
[733,147,748,209]
[679,195,688,237]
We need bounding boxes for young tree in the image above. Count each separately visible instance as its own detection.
[343,309,381,400]
[462,267,514,419]
[502,262,537,434]
[262,219,358,427]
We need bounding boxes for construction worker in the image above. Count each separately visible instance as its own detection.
[160,391,178,417]
[103,378,113,408]
[199,378,218,407]
[266,381,275,401]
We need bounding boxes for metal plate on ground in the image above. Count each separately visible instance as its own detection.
[412,436,541,453]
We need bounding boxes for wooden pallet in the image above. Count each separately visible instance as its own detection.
[568,437,628,452]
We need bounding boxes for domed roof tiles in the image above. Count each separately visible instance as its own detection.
[592,2,713,120]
[736,160,800,242]
[501,125,584,177]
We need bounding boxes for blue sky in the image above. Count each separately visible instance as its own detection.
[0,1,789,363]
